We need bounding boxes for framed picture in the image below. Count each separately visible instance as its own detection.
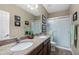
[42,15,47,33]
[25,21,29,25]
[15,15,21,21]
[73,12,77,21]
[15,21,20,26]
[14,15,21,26]
[42,15,46,23]
[74,25,78,48]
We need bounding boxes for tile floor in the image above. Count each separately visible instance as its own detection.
[50,47,72,55]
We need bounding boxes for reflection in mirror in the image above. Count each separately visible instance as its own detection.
[0,10,10,41]
[0,4,45,41]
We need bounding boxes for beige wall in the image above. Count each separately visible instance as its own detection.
[34,5,48,20]
[70,4,79,54]
[48,10,70,18]
[70,4,79,15]
[0,4,35,38]
[38,5,48,17]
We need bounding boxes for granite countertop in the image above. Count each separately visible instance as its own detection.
[0,35,50,55]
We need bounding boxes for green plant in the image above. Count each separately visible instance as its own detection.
[25,30,33,35]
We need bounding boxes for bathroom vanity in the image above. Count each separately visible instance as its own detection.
[0,35,51,55]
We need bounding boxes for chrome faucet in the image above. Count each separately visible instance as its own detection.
[15,38,20,43]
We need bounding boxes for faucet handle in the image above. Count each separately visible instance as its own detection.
[15,38,20,43]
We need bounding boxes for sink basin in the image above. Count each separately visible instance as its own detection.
[10,42,33,51]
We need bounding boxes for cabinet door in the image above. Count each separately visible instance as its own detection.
[47,41,51,54]
[43,44,48,55]
[37,50,43,55]
[29,43,43,55]
[43,39,51,55]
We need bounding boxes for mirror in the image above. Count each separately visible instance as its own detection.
[0,4,47,41]
[0,5,39,41]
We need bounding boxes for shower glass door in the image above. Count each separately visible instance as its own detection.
[47,16,71,48]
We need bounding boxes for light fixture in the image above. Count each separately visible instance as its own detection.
[27,4,38,10]
[27,5,31,8]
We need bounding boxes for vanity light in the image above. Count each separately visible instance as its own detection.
[27,4,38,10]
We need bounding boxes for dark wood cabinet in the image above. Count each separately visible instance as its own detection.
[37,50,43,55]
[43,38,51,55]
[47,40,51,54]
[43,44,48,55]
[29,43,43,55]
[28,38,51,55]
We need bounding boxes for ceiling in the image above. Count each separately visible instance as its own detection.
[17,4,70,16]
[17,4,41,16]
[43,4,70,13]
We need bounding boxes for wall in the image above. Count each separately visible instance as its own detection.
[0,4,35,38]
[38,5,48,17]
[34,5,48,20]
[48,10,70,18]
[69,4,79,54]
